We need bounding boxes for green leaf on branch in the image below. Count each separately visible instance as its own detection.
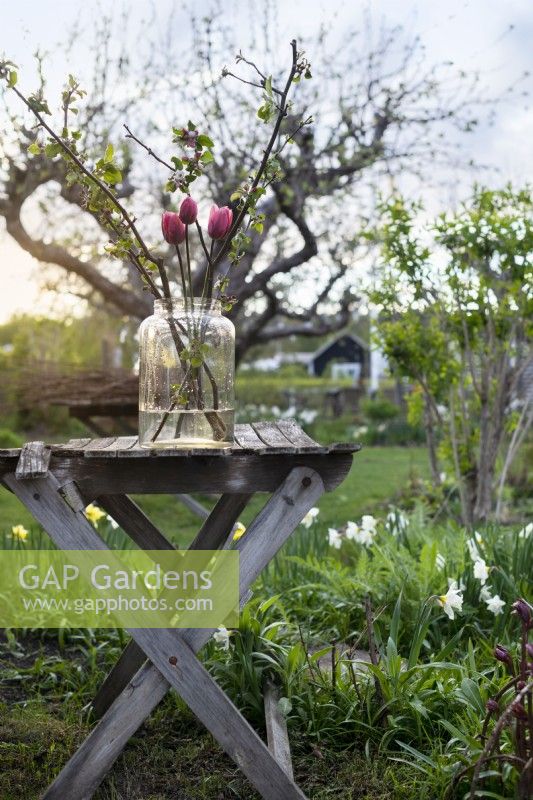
[27,142,41,155]
[200,151,214,164]
[44,142,62,158]
[104,143,114,163]
[196,134,214,148]
[171,156,183,171]
[102,164,122,185]
[7,70,17,87]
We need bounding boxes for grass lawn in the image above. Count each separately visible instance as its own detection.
[0,447,429,548]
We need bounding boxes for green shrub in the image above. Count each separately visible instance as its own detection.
[361,398,400,422]
[0,428,23,448]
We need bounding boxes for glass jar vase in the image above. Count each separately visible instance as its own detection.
[139,298,235,448]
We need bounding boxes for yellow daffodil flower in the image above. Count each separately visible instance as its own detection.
[11,524,29,541]
[232,522,246,542]
[85,504,106,528]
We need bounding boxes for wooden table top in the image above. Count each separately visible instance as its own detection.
[0,421,360,494]
[0,421,360,460]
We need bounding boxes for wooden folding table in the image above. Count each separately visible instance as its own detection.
[0,421,358,800]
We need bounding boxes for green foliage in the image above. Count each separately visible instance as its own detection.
[361,398,400,422]
[371,186,533,523]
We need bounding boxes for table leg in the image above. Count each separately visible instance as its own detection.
[92,492,251,718]
[5,467,324,800]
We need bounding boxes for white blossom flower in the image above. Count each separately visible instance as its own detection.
[299,409,318,425]
[386,510,408,536]
[328,528,342,549]
[486,594,505,616]
[345,521,359,541]
[439,472,447,483]
[106,515,119,530]
[466,538,481,562]
[356,527,376,546]
[479,584,493,603]
[213,626,231,650]
[435,552,446,571]
[473,558,490,586]
[437,581,464,620]
[301,507,319,528]
[518,522,532,539]
[360,515,377,534]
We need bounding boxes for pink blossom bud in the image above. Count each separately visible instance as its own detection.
[207,204,233,239]
[486,698,499,713]
[179,196,198,225]
[161,211,186,245]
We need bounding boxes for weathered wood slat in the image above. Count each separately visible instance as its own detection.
[15,441,51,479]
[83,437,118,455]
[50,452,353,495]
[264,680,294,779]
[252,422,296,451]
[92,492,252,719]
[233,423,267,451]
[276,419,323,451]
[16,467,322,800]
[97,495,176,551]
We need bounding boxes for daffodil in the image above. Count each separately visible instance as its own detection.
[328,528,342,549]
[486,594,505,616]
[479,584,493,602]
[107,515,119,530]
[232,522,246,542]
[301,507,319,528]
[345,521,359,540]
[518,522,532,539]
[437,581,463,620]
[85,504,106,528]
[435,552,446,571]
[10,524,29,542]
[213,625,231,650]
[473,558,490,585]
[360,515,377,534]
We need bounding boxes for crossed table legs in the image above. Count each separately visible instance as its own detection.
[4,463,324,800]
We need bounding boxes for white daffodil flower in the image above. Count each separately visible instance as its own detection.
[466,538,480,562]
[213,626,231,650]
[518,522,532,539]
[435,552,446,571]
[301,507,319,528]
[473,558,490,585]
[479,584,493,603]
[437,581,464,620]
[360,515,377,533]
[328,528,342,549]
[486,594,505,616]
[106,515,119,530]
[345,521,359,540]
[356,527,376,547]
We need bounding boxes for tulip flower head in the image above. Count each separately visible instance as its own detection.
[208,204,233,239]
[179,196,198,225]
[161,211,186,245]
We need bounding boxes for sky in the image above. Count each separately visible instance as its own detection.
[0,0,532,323]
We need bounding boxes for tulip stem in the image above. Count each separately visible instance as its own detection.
[175,245,188,311]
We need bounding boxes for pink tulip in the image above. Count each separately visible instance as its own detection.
[161,211,186,245]
[179,196,198,225]
[207,204,233,239]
